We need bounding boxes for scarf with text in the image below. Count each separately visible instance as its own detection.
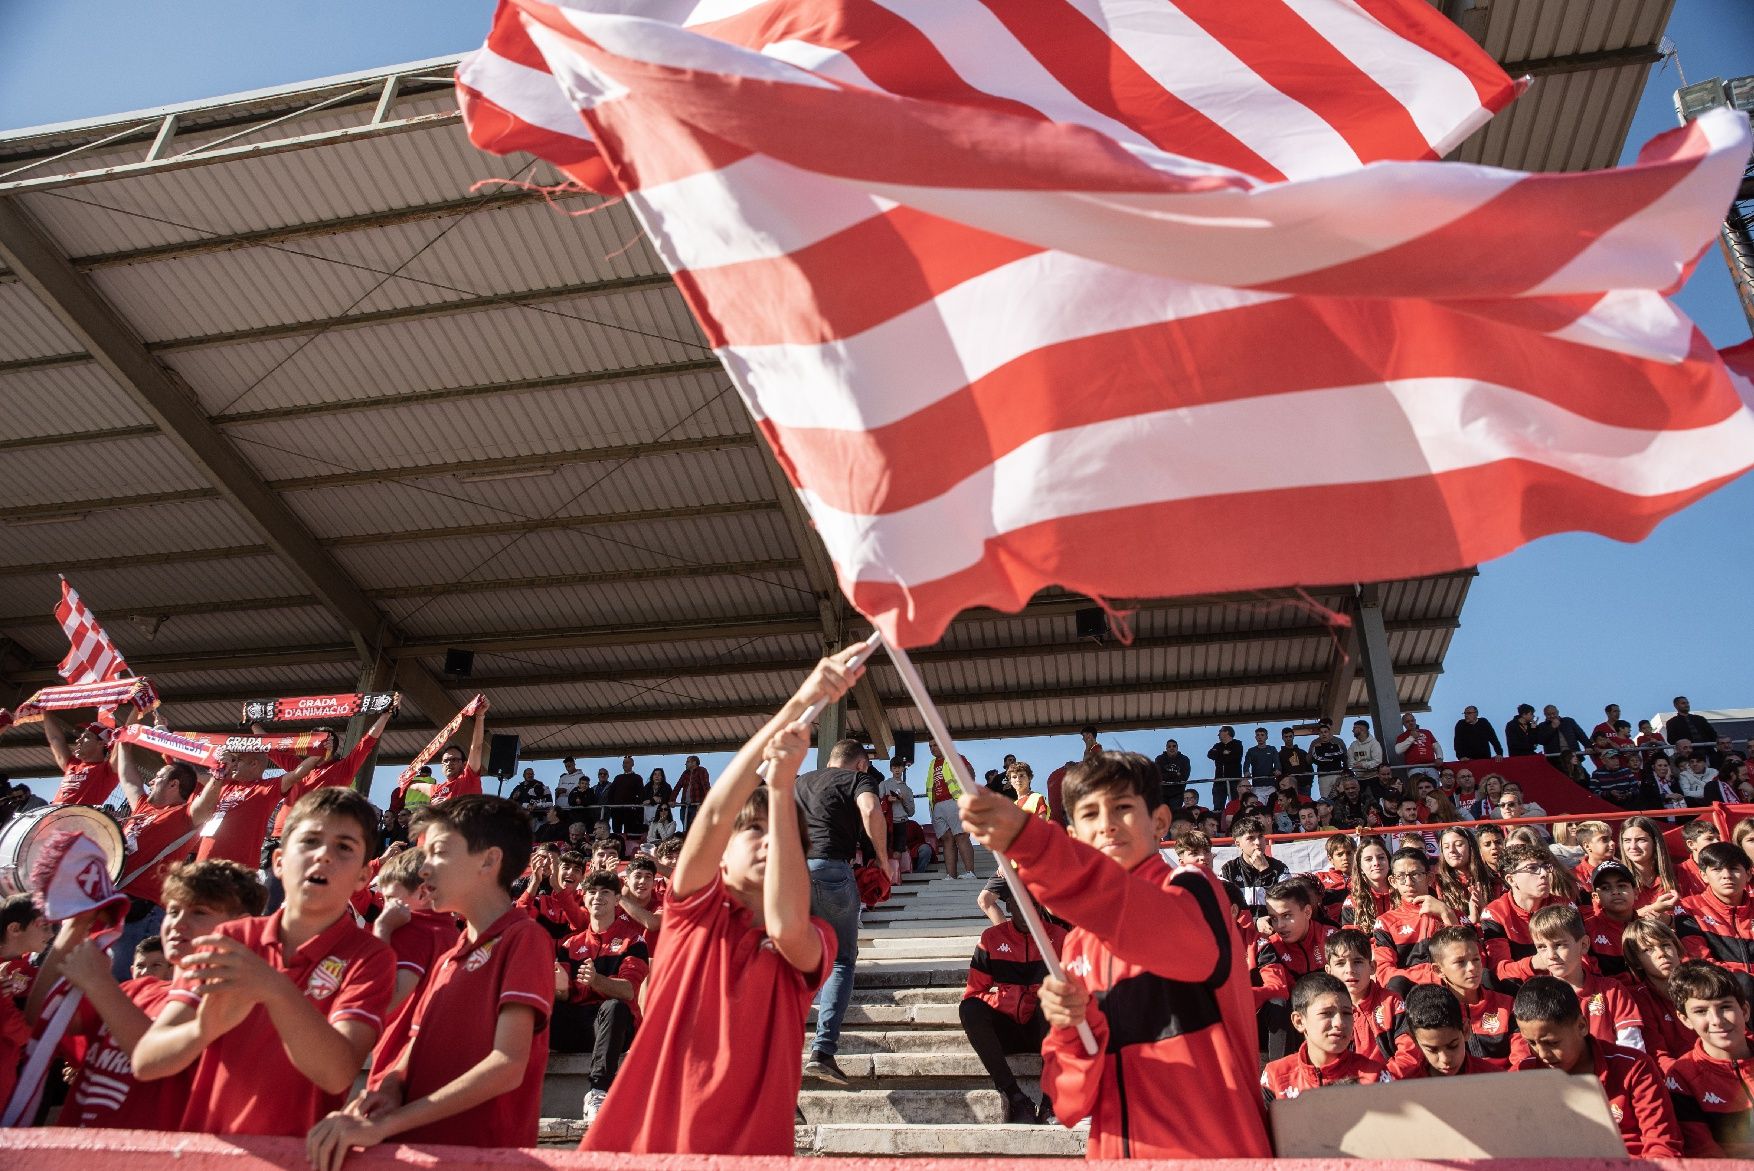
[7,677,159,727]
[114,724,334,771]
[397,694,488,794]
[242,691,398,725]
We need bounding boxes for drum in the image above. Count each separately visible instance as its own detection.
[0,804,125,898]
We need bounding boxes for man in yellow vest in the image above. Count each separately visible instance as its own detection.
[927,740,978,880]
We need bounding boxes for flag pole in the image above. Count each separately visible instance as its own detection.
[881,637,1100,1057]
[756,631,886,780]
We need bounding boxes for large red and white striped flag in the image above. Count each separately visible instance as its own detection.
[55,580,130,685]
[458,0,1754,648]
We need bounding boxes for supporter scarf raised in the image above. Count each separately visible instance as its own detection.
[113,724,334,770]
[241,691,398,725]
[397,694,488,793]
[8,677,159,725]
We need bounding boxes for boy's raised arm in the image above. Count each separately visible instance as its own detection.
[670,645,866,901]
[760,721,823,975]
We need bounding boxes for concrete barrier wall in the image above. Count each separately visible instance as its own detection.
[0,1128,1715,1170]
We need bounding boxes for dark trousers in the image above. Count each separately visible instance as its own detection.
[551,998,637,1090]
[959,997,1048,1095]
[609,806,645,838]
[1259,998,1294,1062]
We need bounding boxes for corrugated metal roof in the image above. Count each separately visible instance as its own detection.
[0,0,1669,772]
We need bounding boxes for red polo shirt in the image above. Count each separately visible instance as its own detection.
[55,759,119,806]
[432,766,483,804]
[369,908,462,1087]
[64,977,184,1129]
[269,732,383,837]
[196,778,284,866]
[581,873,833,1154]
[168,909,395,1136]
[392,909,553,1147]
[119,800,195,906]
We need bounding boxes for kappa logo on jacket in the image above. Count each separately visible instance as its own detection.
[1704,1091,1729,1105]
[307,956,346,1000]
[1595,935,1610,945]
[1066,955,1092,979]
[995,941,1013,955]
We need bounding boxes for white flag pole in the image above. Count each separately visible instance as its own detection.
[756,630,886,779]
[881,638,1100,1057]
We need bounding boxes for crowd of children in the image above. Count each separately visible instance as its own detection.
[5,670,1754,1161]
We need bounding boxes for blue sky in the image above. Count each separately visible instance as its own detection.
[3,1,1750,807]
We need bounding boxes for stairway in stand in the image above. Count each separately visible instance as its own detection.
[540,845,1085,1156]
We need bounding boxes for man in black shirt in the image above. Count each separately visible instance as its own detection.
[1452,704,1503,760]
[1307,720,1349,800]
[1667,696,1720,766]
[1155,739,1191,809]
[1278,727,1313,796]
[1207,725,1243,809]
[1243,728,1279,793]
[1504,704,1539,756]
[1533,704,1588,760]
[606,755,647,838]
[797,738,889,1085]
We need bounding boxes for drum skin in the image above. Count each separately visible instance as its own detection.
[0,804,124,898]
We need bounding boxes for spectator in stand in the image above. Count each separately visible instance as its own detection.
[1451,705,1503,761]
[675,755,711,829]
[555,871,648,1124]
[798,739,889,1085]
[518,850,587,943]
[1078,725,1102,759]
[428,707,489,806]
[1622,920,1697,1061]
[926,740,978,880]
[959,884,1064,1124]
[110,739,226,981]
[566,778,594,826]
[1243,729,1279,794]
[1504,704,1540,757]
[1668,697,1721,766]
[1679,755,1731,806]
[1591,704,1623,740]
[196,749,320,868]
[1495,786,1548,840]
[1221,816,1288,917]
[1434,827,1498,924]
[1045,759,1075,826]
[365,848,461,1076]
[1394,714,1441,778]
[42,717,122,806]
[1347,721,1382,779]
[1512,977,1680,1157]
[1523,904,1646,1050]
[1533,704,1589,763]
[1260,972,1388,1100]
[1421,927,1522,1062]
[878,760,916,866]
[1278,728,1314,796]
[1328,775,1370,830]
[509,768,549,808]
[1388,985,1508,1079]
[554,757,585,808]
[1322,928,1405,1062]
[1308,722,1349,801]
[605,758,646,841]
[1585,748,1642,808]
[1675,842,1754,977]
[1206,726,1243,809]
[1663,961,1754,1156]
[643,767,674,827]
[1479,843,1567,983]
[1255,880,1337,1059]
[1154,739,1190,811]
[535,807,568,845]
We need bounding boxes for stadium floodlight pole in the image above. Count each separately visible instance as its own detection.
[882,636,1102,1058]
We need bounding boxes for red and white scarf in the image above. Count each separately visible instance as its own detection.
[397,694,488,793]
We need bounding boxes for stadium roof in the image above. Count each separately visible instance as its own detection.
[0,1,1676,774]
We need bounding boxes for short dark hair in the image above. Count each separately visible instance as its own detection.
[1230,815,1266,839]
[1079,725,1098,737]
[1502,842,1553,873]
[377,848,426,891]
[1266,880,1312,909]
[1426,925,1481,963]
[583,870,622,895]
[1324,928,1372,963]
[281,787,379,858]
[731,785,810,853]
[1404,984,1465,1033]
[827,739,869,768]
[1390,846,1429,870]
[1174,829,1211,852]
[1684,818,1723,845]
[1061,751,1163,815]
[0,894,42,937]
[1698,842,1751,873]
[1529,902,1586,943]
[135,935,165,957]
[416,795,533,889]
[592,836,624,859]
[160,859,267,918]
[626,855,657,876]
[163,761,199,801]
[1513,975,1582,1025]
[557,850,587,870]
[1669,960,1747,1010]
[1291,971,1350,1016]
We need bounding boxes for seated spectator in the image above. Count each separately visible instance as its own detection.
[1679,818,1721,897]
[1220,788,1269,835]
[1680,755,1733,806]
[1260,972,1388,1100]
[1478,843,1567,984]
[1663,960,1754,1156]
[1520,904,1646,1051]
[1620,918,1697,1060]
[1420,926,1523,1062]
[590,836,625,876]
[959,885,1064,1124]
[1676,842,1754,977]
[1343,838,1394,928]
[618,855,663,954]
[1580,860,1642,979]
[517,849,587,943]
[1173,828,1213,871]
[1387,984,1508,1079]
[1314,835,1353,921]
[1433,827,1498,924]
[535,806,569,845]
[1512,977,1680,1157]
[1450,768,1481,815]
[1567,822,1615,893]
[1372,848,1457,988]
[1322,928,1404,1062]
[1618,816,1684,915]
[1220,816,1288,917]
[130,935,173,982]
[1475,822,1506,874]
[1327,775,1371,831]
[554,871,649,1125]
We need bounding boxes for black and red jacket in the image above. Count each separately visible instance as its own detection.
[1676,891,1754,974]
[1341,886,1394,928]
[1261,1046,1387,1101]
[1351,982,1406,1062]
[1370,904,1449,983]
[1631,982,1696,1060]
[1477,892,1567,980]
[517,884,586,944]
[1007,817,1271,1159]
[1582,911,1632,979]
[1665,1037,1754,1157]
[1386,1048,1507,1079]
[962,919,1066,1024]
[1253,921,1337,1005]
[1515,1041,1681,1156]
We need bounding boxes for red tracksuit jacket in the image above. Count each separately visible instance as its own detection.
[1254,921,1336,1005]
[1515,1041,1681,1156]
[1664,1037,1754,1157]
[1370,903,1449,983]
[962,920,1066,1023]
[1477,892,1567,980]
[1262,1045,1388,1100]
[1006,817,1270,1159]
[1675,891,1754,974]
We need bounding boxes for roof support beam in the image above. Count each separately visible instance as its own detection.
[1502,45,1664,79]
[0,195,460,727]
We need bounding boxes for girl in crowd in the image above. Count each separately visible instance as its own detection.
[1434,827,1499,923]
[1621,918,1697,1059]
[1733,820,1754,868]
[1343,838,1393,927]
[1619,815,1682,915]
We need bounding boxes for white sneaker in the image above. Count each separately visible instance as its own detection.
[582,1088,608,1127]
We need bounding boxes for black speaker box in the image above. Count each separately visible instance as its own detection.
[443,648,475,676]
[1074,607,1109,640]
[486,733,521,779]
[892,730,916,766]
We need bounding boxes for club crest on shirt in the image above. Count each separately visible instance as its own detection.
[1587,993,1605,1016]
[464,938,498,972]
[1480,1011,1500,1032]
[307,956,346,1000]
[1375,1002,1392,1028]
[1609,1102,1624,1123]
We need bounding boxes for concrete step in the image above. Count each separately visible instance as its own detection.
[856,938,983,959]
[808,1001,961,1027]
[853,962,967,987]
[797,1086,1038,1124]
[845,984,963,1006]
[806,1051,1040,1082]
[859,922,987,938]
[806,1123,1086,1157]
[798,1028,967,1054]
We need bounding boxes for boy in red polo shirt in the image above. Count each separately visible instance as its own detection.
[582,650,857,1154]
[1261,972,1390,1099]
[555,869,649,1125]
[1664,960,1754,1156]
[1522,904,1647,1051]
[960,751,1271,1159]
[133,787,396,1136]
[42,860,265,1129]
[307,795,553,1165]
[1387,984,1507,1079]
[1512,976,1680,1156]
[368,847,459,1016]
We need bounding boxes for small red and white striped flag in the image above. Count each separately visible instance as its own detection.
[458,0,1754,648]
[55,579,130,685]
